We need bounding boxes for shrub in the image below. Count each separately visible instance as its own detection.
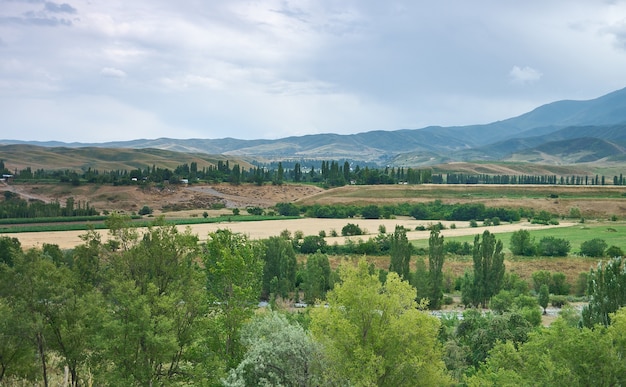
[246,206,264,216]
[299,235,327,254]
[361,205,381,219]
[138,205,153,215]
[469,219,478,228]
[232,208,240,215]
[536,236,570,257]
[550,295,568,308]
[341,223,363,236]
[606,245,624,258]
[580,238,607,257]
[202,211,209,218]
[509,229,535,256]
[318,230,326,238]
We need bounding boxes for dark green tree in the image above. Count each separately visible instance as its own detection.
[302,252,332,303]
[261,236,297,300]
[389,226,412,282]
[428,229,445,309]
[509,229,535,256]
[466,230,505,308]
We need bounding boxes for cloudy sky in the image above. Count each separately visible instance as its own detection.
[2,0,626,142]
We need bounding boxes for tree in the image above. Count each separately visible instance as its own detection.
[467,314,626,386]
[310,260,451,386]
[536,236,570,257]
[203,229,264,370]
[509,229,535,256]
[538,284,549,315]
[261,236,297,300]
[224,311,322,386]
[465,230,505,308]
[94,221,204,385]
[428,229,445,309]
[302,252,332,303]
[389,226,412,282]
[580,238,608,257]
[582,256,626,327]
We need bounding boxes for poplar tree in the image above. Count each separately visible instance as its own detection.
[466,230,505,308]
[428,229,445,309]
[389,226,411,281]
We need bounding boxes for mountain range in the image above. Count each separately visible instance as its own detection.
[3,87,626,167]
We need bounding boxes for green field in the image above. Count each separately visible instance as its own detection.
[412,222,626,254]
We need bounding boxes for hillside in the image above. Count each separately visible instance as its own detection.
[0,144,253,172]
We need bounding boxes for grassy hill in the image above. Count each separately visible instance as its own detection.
[0,144,254,173]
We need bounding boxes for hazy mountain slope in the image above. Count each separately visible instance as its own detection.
[505,137,626,164]
[3,87,626,164]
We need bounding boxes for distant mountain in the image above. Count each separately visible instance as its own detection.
[3,87,626,166]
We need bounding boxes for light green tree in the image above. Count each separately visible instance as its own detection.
[310,260,451,386]
[467,310,626,386]
[224,311,322,386]
[203,229,264,371]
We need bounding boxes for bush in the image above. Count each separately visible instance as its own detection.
[536,236,570,257]
[341,223,363,236]
[299,235,327,254]
[509,229,535,256]
[469,219,478,228]
[361,205,381,219]
[550,295,568,308]
[606,245,624,258]
[138,205,153,215]
[580,238,607,257]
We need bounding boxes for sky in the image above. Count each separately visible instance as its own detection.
[2,0,626,143]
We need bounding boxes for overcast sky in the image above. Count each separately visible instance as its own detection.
[2,0,626,142]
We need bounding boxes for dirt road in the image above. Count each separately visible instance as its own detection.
[8,218,575,250]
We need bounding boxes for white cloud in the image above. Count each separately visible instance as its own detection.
[509,66,543,85]
[100,67,126,78]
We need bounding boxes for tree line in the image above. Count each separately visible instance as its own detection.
[5,158,623,187]
[0,192,98,219]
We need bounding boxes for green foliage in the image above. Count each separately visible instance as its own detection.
[310,260,451,386]
[203,229,264,370]
[299,235,327,254]
[261,236,297,300]
[538,284,550,314]
[468,314,626,386]
[536,236,571,257]
[465,231,505,308]
[301,252,332,303]
[224,311,322,386]
[606,245,624,257]
[509,229,535,256]
[582,257,626,327]
[361,204,381,219]
[428,229,445,309]
[389,225,412,282]
[453,309,533,371]
[580,238,608,257]
[138,205,152,215]
[274,202,300,216]
[0,236,21,266]
[341,222,363,236]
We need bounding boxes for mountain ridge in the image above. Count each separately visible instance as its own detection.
[3,87,626,166]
